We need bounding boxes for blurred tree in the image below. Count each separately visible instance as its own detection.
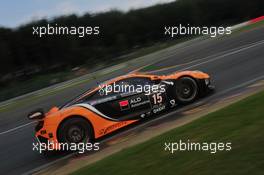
[0,0,263,80]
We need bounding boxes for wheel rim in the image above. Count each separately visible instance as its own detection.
[66,125,85,143]
[177,78,197,102]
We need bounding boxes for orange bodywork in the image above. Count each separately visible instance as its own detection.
[36,106,137,143]
[35,70,210,147]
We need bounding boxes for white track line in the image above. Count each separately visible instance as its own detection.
[1,39,264,137]
[0,121,37,135]
[146,39,264,73]
[180,39,264,71]
[23,73,264,175]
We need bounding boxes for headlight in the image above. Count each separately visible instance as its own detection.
[28,109,45,120]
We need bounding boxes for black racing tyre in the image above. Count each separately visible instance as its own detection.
[175,77,198,104]
[57,117,92,144]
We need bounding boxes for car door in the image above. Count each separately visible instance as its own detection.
[86,77,154,121]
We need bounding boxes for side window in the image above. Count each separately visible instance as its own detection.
[117,77,152,86]
[115,77,153,94]
[86,82,122,101]
[86,77,153,101]
[87,91,103,101]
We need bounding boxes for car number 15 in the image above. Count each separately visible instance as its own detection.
[152,93,163,105]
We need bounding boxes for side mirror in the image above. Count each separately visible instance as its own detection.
[27,109,45,120]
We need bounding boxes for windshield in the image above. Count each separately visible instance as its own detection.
[59,88,93,109]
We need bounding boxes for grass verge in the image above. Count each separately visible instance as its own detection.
[72,90,264,175]
[0,71,73,102]
[235,20,264,34]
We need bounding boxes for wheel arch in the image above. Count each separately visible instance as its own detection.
[170,74,200,88]
[174,75,206,97]
[56,115,95,142]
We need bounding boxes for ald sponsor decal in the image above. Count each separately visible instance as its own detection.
[119,100,130,110]
[130,97,150,108]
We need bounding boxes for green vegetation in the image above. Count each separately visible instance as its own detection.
[1,0,264,101]
[73,90,264,175]
[0,37,190,102]
[0,71,72,101]
[141,64,160,72]
[1,0,264,82]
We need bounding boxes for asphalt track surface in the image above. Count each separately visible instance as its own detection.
[0,25,264,175]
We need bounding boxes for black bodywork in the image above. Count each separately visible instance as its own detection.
[76,77,214,121]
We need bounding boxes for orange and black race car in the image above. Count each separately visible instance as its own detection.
[28,70,214,150]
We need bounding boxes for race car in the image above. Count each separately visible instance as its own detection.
[28,70,214,150]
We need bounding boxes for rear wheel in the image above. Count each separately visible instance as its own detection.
[175,77,198,104]
[58,118,92,145]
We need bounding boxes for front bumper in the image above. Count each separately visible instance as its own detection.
[35,121,60,151]
[207,84,215,91]
[35,134,61,151]
[198,78,215,96]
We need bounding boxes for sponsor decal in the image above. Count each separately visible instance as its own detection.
[119,100,130,110]
[90,96,117,105]
[140,111,151,118]
[120,91,138,97]
[170,99,176,107]
[140,113,146,118]
[131,100,150,108]
[130,97,141,104]
[99,121,128,135]
[153,105,166,113]
[130,96,150,108]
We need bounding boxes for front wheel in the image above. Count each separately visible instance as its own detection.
[175,77,198,104]
[58,117,92,145]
